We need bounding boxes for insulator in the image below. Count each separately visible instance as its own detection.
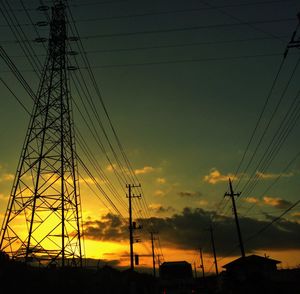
[68,36,79,42]
[67,51,78,56]
[35,37,47,43]
[67,66,78,71]
[36,21,48,27]
[37,5,49,11]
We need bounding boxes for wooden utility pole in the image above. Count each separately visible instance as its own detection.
[150,232,157,277]
[199,248,205,279]
[224,178,245,258]
[157,254,161,267]
[126,184,141,270]
[209,225,219,276]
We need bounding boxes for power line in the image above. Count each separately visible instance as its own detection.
[8,0,127,11]
[6,36,289,58]
[2,0,162,264]
[238,55,300,195]
[217,197,300,267]
[50,3,300,24]
[0,45,129,222]
[9,0,296,11]
[69,0,298,9]
[0,1,42,75]
[199,0,289,43]
[80,18,294,40]
[2,52,290,73]
[242,136,300,217]
[221,17,300,221]
[2,72,129,223]
[242,89,300,198]
[84,53,286,69]
[233,34,298,189]
[0,46,37,100]
[244,199,300,244]
[0,77,31,114]
[61,4,158,250]
[2,0,155,232]
[1,17,293,44]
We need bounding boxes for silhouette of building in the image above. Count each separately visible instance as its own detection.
[159,261,193,280]
[159,261,194,294]
[222,254,281,279]
[220,255,282,294]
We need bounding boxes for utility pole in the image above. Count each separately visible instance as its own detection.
[209,225,219,276]
[157,254,161,267]
[199,248,205,279]
[126,184,141,271]
[150,232,157,277]
[284,12,300,57]
[224,178,245,258]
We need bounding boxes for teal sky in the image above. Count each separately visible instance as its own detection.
[1,0,300,269]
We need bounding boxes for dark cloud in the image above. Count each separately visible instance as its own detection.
[178,191,202,197]
[262,213,278,221]
[84,258,122,268]
[149,204,175,213]
[291,212,300,219]
[149,208,300,256]
[83,208,300,257]
[263,196,292,209]
[156,206,175,213]
[83,213,128,241]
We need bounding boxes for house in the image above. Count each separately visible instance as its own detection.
[221,255,300,293]
[159,261,193,280]
[222,254,281,281]
[159,261,194,294]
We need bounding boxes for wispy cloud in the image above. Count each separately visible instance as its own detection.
[156,177,166,184]
[263,196,292,209]
[203,169,236,184]
[0,173,14,182]
[149,203,175,213]
[0,193,9,202]
[106,163,117,172]
[196,200,208,207]
[256,171,293,180]
[134,166,156,175]
[79,176,108,185]
[243,197,259,204]
[154,190,166,197]
[178,191,202,198]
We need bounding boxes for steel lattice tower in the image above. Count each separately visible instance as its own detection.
[0,1,83,267]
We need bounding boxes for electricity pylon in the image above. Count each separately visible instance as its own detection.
[0,1,83,267]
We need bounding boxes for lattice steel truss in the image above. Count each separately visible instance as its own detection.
[0,1,83,267]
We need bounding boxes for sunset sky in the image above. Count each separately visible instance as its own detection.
[1,0,300,274]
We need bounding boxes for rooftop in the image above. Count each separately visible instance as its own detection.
[223,254,281,269]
